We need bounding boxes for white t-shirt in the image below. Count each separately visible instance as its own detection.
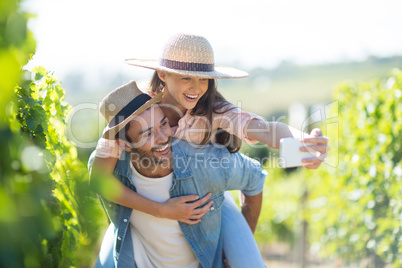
[129,162,199,268]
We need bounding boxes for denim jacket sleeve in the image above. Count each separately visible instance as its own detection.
[172,139,266,196]
[223,151,267,196]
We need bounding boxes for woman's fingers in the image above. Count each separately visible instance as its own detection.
[300,144,330,154]
[310,128,322,136]
[302,128,328,144]
[299,128,330,169]
[302,153,328,169]
[181,219,201,225]
[188,193,212,208]
[179,200,214,224]
[177,195,201,203]
[303,163,321,169]
[192,201,213,216]
[301,136,329,144]
[302,151,328,162]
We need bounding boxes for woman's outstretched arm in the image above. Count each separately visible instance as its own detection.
[211,102,329,168]
[245,119,329,168]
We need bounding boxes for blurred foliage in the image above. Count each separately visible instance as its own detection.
[0,0,35,123]
[306,68,402,267]
[254,165,303,246]
[0,0,105,266]
[240,142,272,166]
[256,69,402,266]
[1,66,106,267]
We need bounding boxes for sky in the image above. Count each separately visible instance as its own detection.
[24,0,402,80]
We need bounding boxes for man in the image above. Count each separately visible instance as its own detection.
[89,81,266,268]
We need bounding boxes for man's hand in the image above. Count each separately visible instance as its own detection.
[159,193,213,225]
[300,128,330,169]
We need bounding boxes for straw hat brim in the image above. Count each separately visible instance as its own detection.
[124,59,249,79]
[102,92,164,140]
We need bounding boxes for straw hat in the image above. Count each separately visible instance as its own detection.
[125,33,249,79]
[100,80,163,139]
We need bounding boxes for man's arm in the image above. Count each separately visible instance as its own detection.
[224,151,266,233]
[239,191,262,233]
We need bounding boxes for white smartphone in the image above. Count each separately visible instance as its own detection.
[279,138,314,168]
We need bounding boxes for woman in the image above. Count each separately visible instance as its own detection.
[92,33,329,267]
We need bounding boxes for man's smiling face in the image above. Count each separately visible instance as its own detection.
[124,105,173,167]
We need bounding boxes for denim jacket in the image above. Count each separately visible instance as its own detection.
[89,138,266,268]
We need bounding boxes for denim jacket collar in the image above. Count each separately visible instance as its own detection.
[114,151,132,179]
[171,140,193,180]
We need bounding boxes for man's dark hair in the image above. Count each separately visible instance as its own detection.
[114,122,132,143]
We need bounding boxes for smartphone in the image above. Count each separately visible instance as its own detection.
[279,138,314,168]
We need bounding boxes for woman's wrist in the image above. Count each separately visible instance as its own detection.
[154,201,166,218]
[95,138,122,158]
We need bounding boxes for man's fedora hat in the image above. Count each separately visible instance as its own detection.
[125,33,249,79]
[100,80,163,139]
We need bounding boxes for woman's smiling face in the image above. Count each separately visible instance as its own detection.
[158,71,209,112]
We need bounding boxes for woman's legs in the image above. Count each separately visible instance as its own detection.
[95,223,115,268]
[222,191,265,268]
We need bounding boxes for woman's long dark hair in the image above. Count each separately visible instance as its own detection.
[149,71,241,153]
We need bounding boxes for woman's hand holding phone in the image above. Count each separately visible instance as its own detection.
[279,128,329,169]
